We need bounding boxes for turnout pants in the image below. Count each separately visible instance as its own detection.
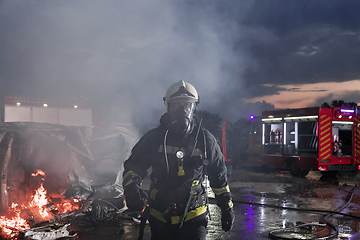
[149,214,208,240]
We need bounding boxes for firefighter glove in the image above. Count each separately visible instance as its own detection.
[221,207,235,232]
[124,186,148,212]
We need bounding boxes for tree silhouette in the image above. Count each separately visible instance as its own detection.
[195,110,223,140]
[322,100,357,108]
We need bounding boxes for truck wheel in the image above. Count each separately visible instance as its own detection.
[290,161,309,177]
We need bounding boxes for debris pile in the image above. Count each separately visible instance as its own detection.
[0,122,138,239]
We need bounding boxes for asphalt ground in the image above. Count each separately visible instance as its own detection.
[69,165,360,240]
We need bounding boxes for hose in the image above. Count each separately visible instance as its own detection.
[209,186,359,239]
[209,195,360,220]
[267,186,359,240]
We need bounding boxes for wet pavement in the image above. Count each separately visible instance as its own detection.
[223,166,360,240]
[73,165,360,240]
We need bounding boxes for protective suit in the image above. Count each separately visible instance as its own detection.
[122,80,234,240]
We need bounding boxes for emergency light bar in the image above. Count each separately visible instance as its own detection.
[284,115,318,120]
[262,118,282,122]
[340,109,355,113]
[332,121,353,125]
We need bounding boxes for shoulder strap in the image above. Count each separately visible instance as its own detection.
[184,119,203,157]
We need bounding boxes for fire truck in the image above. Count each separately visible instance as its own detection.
[229,102,360,177]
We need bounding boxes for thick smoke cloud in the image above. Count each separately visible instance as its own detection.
[1,0,360,126]
[0,0,251,124]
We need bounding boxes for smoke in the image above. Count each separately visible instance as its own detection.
[0,0,256,127]
[2,1,360,128]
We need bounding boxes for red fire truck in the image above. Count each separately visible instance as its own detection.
[229,103,360,177]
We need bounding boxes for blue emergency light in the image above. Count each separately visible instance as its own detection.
[340,109,354,113]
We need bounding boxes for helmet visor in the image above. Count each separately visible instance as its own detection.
[169,102,195,118]
[168,101,196,120]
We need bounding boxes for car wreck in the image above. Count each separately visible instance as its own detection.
[0,122,140,239]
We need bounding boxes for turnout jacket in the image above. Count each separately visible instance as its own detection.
[122,114,233,225]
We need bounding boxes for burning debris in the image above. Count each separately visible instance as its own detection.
[0,168,82,239]
[0,122,139,239]
[24,223,77,240]
[0,208,30,237]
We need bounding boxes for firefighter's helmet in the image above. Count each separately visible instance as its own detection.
[163,80,199,133]
[163,80,199,110]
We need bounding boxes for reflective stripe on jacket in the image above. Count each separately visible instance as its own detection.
[122,114,233,222]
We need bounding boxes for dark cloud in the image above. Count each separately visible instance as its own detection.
[286,88,327,92]
[240,84,287,99]
[240,0,360,86]
[312,91,360,107]
[240,101,275,118]
[241,1,360,33]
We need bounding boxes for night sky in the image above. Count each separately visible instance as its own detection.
[1,0,360,124]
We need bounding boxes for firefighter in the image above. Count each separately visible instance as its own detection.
[122,80,235,239]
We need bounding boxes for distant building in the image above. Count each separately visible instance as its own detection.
[2,96,136,128]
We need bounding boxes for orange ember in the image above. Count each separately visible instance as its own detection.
[54,199,80,214]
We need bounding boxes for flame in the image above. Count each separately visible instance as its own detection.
[0,169,81,238]
[31,169,46,181]
[54,199,80,214]
[0,204,30,237]
[31,169,46,178]
[29,183,49,218]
